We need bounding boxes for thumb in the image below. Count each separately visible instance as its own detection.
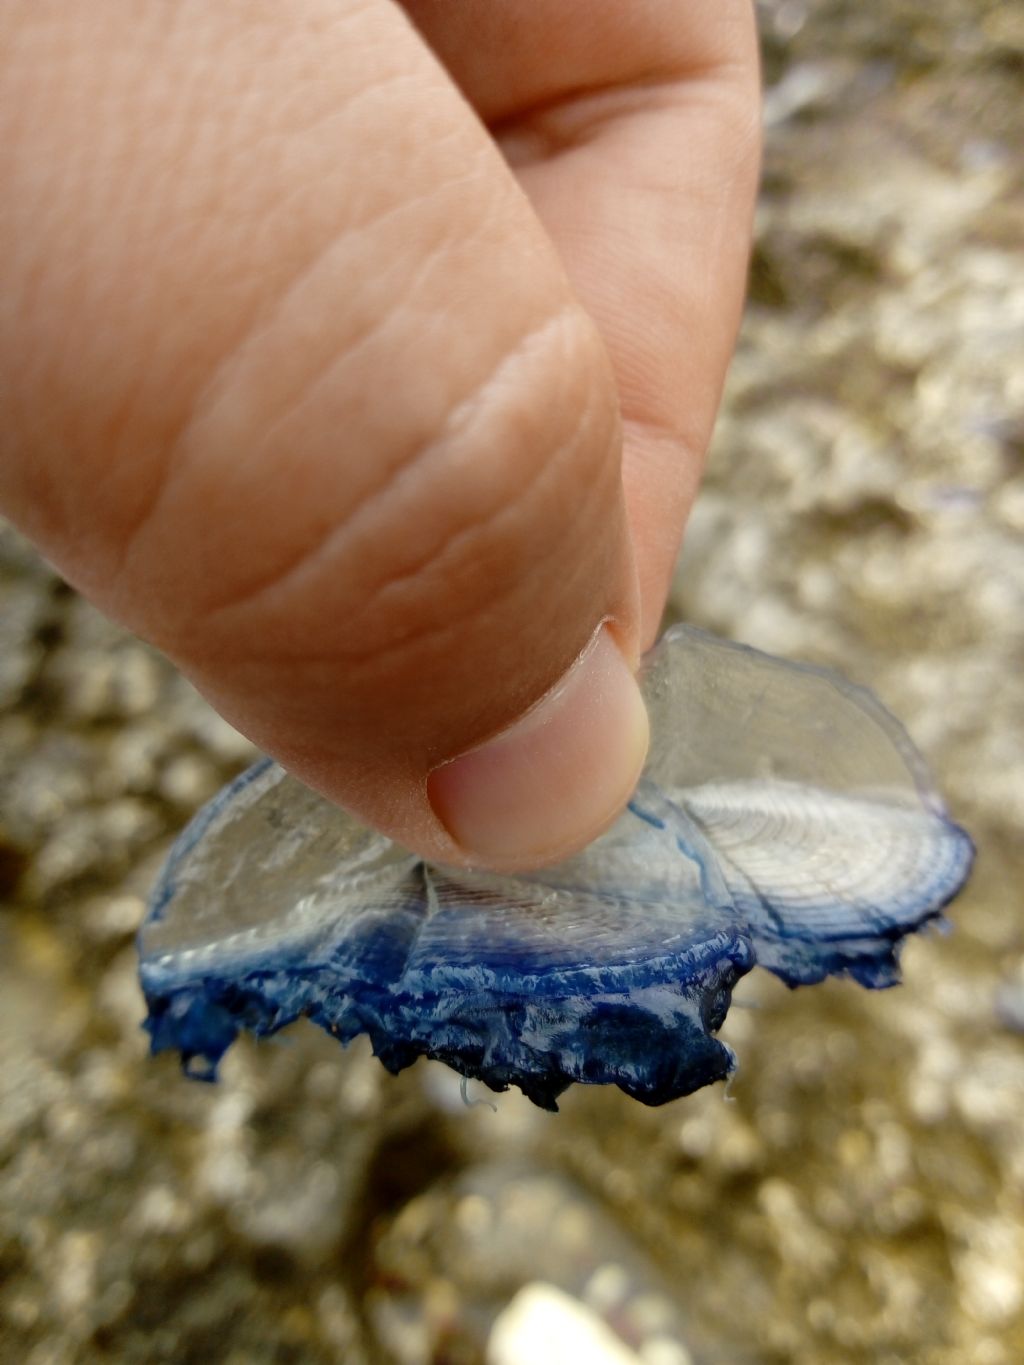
[0,0,647,869]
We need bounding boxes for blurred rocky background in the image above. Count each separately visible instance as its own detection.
[2,1,1022,1361]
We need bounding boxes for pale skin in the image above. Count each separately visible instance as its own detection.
[0,1,761,870]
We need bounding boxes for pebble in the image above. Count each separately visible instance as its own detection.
[488,1284,644,1365]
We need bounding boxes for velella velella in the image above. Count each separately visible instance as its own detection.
[138,625,974,1110]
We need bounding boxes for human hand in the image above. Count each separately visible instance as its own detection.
[0,1,760,870]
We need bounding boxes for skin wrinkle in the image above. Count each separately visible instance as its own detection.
[196,530,601,735]
[242,65,434,161]
[110,254,407,609]
[189,503,622,763]
[345,409,614,656]
[191,362,619,675]
[112,145,537,627]
[190,525,611,725]
[197,66,460,263]
[190,534,626,789]
[181,368,627,703]
[400,0,756,121]
[111,156,500,615]
[195,303,596,632]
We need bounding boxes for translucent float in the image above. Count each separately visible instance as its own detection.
[139,626,974,1109]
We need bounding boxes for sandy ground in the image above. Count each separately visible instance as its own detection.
[2,2,1022,1362]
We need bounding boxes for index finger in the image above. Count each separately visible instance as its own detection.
[404,0,762,642]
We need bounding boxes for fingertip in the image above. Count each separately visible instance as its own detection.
[427,624,649,870]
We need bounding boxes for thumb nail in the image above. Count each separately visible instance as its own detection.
[427,625,649,870]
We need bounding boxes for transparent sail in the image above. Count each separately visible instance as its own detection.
[139,626,973,1109]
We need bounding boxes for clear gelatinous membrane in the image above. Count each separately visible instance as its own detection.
[139,627,974,1110]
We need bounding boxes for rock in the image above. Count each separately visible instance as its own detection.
[487,1284,645,1365]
